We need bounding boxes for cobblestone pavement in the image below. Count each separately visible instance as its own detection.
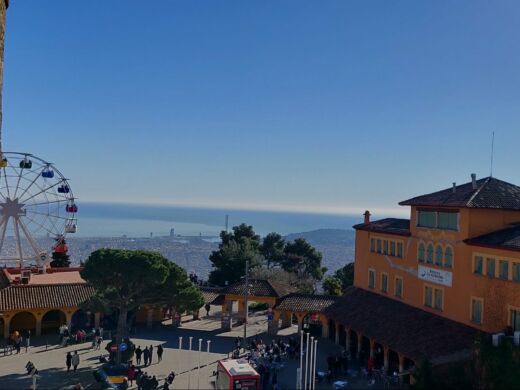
[0,310,363,390]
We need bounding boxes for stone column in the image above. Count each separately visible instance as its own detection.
[345,328,351,356]
[398,353,405,373]
[281,311,292,328]
[383,346,389,371]
[369,339,375,359]
[297,313,304,333]
[146,308,154,329]
[65,311,73,329]
[35,315,42,337]
[3,314,9,336]
[238,300,246,323]
[321,317,329,339]
[357,333,363,359]
[94,312,101,328]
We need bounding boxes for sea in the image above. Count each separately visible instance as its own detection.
[76,202,362,238]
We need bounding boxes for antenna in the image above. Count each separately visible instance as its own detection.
[490,131,495,177]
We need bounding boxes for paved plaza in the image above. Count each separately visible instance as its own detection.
[0,309,363,390]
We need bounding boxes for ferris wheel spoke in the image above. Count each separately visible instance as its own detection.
[7,158,25,199]
[0,216,8,257]
[26,209,72,221]
[24,214,58,237]
[17,169,44,200]
[12,218,24,268]
[2,167,10,199]
[17,217,43,261]
[20,180,64,204]
[24,198,70,208]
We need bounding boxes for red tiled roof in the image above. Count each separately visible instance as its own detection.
[274,293,340,313]
[324,287,480,363]
[353,218,411,236]
[399,177,520,210]
[200,286,225,305]
[0,283,95,311]
[465,225,520,251]
[223,279,294,298]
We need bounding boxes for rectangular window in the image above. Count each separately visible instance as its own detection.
[474,256,484,275]
[486,258,495,278]
[437,212,458,231]
[370,238,375,253]
[499,260,509,280]
[434,288,443,310]
[424,286,433,307]
[376,239,382,254]
[390,241,396,256]
[383,240,389,255]
[511,309,520,331]
[471,298,483,324]
[513,263,520,283]
[397,242,403,258]
[418,211,436,228]
[395,277,403,298]
[368,270,375,289]
[381,273,388,293]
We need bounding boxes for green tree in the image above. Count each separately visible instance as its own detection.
[208,224,262,286]
[260,232,285,269]
[153,261,204,315]
[322,276,343,296]
[476,335,520,389]
[334,262,355,293]
[81,249,170,362]
[49,238,70,268]
[282,238,326,290]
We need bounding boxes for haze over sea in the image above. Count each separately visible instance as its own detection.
[77,202,366,238]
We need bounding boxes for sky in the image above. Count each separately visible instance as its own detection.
[1,1,519,216]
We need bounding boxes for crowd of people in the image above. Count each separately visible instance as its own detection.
[3,330,30,354]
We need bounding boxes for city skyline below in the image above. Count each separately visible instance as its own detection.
[2,1,519,215]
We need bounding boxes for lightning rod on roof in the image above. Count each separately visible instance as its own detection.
[490,131,495,178]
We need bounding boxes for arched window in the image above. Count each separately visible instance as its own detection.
[426,243,434,264]
[435,245,443,266]
[445,246,453,268]
[418,243,425,263]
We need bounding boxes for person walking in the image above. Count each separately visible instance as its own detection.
[157,344,163,363]
[135,346,143,365]
[148,345,154,365]
[127,365,136,386]
[143,346,150,366]
[66,351,72,372]
[71,351,80,372]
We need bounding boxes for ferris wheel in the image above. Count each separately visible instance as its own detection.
[0,152,77,267]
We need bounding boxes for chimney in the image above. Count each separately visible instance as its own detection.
[452,182,456,193]
[471,173,477,190]
[364,210,371,224]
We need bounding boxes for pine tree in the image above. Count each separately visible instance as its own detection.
[50,237,70,267]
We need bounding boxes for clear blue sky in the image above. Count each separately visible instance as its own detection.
[2,1,519,216]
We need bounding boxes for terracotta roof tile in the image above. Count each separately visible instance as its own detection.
[324,287,480,363]
[353,218,410,236]
[0,283,95,311]
[274,293,340,313]
[200,286,225,305]
[399,177,520,210]
[465,225,520,251]
[223,279,295,298]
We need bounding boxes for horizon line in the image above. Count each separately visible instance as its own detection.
[79,198,409,218]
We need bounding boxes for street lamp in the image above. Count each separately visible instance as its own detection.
[188,336,193,390]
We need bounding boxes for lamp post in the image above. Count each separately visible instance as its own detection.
[309,336,315,390]
[304,331,310,390]
[243,259,249,348]
[178,336,183,376]
[188,336,193,390]
[298,330,304,390]
[197,338,202,390]
[312,339,318,390]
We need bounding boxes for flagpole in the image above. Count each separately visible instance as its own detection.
[312,339,318,390]
[309,336,315,390]
[197,338,202,390]
[298,330,304,389]
[304,331,310,390]
[188,336,193,390]
[178,336,183,376]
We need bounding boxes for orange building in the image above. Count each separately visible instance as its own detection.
[316,175,520,374]
[354,174,520,333]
